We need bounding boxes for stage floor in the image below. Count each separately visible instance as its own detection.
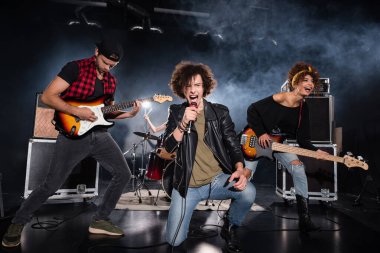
[1,184,380,253]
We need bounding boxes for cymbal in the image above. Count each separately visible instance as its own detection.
[133,131,160,141]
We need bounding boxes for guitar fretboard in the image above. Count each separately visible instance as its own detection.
[272,142,344,163]
[101,97,153,114]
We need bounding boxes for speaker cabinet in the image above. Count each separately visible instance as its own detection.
[24,138,99,200]
[276,143,337,201]
[33,93,59,139]
[305,95,334,143]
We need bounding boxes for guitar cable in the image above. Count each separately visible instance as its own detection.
[169,129,191,247]
[31,201,95,231]
[247,201,342,232]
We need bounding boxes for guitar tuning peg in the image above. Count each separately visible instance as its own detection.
[346,151,354,156]
[357,155,364,161]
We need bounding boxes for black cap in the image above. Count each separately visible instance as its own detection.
[96,38,123,62]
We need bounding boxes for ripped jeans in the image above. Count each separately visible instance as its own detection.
[245,152,308,198]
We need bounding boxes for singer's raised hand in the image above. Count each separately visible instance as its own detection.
[182,105,198,126]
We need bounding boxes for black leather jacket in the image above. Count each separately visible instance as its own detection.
[164,99,244,197]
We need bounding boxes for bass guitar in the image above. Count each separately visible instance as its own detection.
[240,127,368,170]
[54,94,172,138]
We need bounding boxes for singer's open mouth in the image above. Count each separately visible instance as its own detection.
[189,95,198,103]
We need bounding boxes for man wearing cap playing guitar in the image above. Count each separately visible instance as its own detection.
[2,37,141,248]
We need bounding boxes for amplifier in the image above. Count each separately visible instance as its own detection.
[281,78,330,96]
[24,138,99,201]
[276,143,337,201]
[311,78,330,96]
[33,92,59,139]
[305,95,334,143]
[283,95,334,143]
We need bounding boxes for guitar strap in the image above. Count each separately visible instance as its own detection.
[297,100,303,129]
[296,100,303,138]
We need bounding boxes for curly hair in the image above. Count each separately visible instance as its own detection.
[169,61,217,99]
[287,62,320,91]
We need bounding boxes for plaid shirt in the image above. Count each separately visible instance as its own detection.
[61,56,116,100]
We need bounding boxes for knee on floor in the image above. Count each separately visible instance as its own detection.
[241,183,256,203]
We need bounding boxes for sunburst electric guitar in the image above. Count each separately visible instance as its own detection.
[54,94,173,138]
[240,127,368,170]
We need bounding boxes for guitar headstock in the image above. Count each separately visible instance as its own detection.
[153,94,173,103]
[343,155,368,170]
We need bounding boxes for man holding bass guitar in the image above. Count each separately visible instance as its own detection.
[2,37,141,248]
[244,62,328,233]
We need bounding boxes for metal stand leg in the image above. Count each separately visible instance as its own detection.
[124,139,153,204]
[135,157,152,203]
[153,188,161,206]
[124,143,138,192]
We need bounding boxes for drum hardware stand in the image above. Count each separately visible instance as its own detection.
[153,187,163,206]
[153,179,170,206]
[123,140,152,203]
[133,109,155,203]
[134,140,153,203]
[123,141,142,192]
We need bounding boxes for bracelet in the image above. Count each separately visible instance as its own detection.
[182,121,191,132]
[177,123,186,133]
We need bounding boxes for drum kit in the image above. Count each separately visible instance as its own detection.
[123,131,175,203]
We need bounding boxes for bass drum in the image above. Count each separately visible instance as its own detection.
[161,161,175,199]
[146,152,169,180]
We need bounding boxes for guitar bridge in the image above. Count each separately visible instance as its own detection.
[69,126,76,136]
[240,134,247,145]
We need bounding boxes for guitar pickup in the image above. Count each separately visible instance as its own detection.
[249,136,257,148]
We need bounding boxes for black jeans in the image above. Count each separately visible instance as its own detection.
[13,130,131,224]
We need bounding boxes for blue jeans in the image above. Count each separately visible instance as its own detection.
[165,173,256,246]
[13,130,131,224]
[245,152,308,198]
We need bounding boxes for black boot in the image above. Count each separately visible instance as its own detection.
[296,194,320,233]
[220,219,243,253]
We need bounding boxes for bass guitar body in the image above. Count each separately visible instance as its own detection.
[240,127,282,160]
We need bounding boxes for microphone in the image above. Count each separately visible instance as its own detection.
[187,102,197,134]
